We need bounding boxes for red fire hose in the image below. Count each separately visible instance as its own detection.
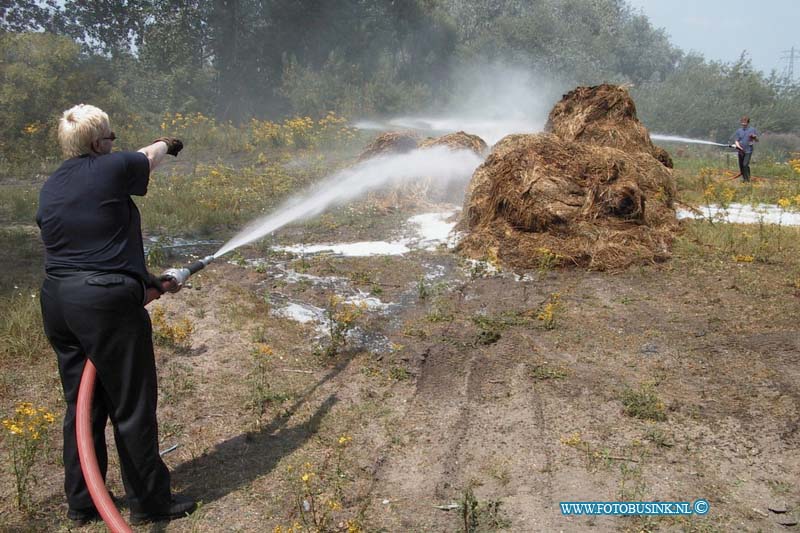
[76,360,133,533]
[74,257,214,531]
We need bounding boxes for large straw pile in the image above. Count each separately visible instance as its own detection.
[359,131,488,209]
[458,85,677,271]
[546,84,671,168]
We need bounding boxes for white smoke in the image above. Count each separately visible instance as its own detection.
[354,62,564,144]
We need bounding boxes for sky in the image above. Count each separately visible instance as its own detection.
[626,0,800,77]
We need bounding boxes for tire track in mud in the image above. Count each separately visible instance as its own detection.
[365,284,478,530]
[728,332,800,444]
[363,279,566,531]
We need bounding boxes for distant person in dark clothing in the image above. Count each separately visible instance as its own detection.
[37,104,196,525]
[731,115,759,182]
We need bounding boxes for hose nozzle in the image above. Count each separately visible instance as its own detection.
[161,255,215,292]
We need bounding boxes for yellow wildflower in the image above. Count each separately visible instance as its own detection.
[327,499,342,511]
[560,432,582,447]
[257,343,274,356]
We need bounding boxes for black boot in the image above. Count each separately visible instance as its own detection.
[129,494,197,525]
[67,506,101,526]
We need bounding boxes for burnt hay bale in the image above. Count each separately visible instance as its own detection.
[545,84,672,169]
[458,84,678,271]
[457,132,678,271]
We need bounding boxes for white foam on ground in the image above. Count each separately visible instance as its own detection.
[274,210,459,257]
[274,302,325,324]
[678,204,800,225]
[424,264,447,280]
[277,240,411,257]
[344,290,391,310]
[407,211,459,250]
[463,258,500,276]
[278,269,341,284]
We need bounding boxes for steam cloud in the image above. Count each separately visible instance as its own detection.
[354,63,565,144]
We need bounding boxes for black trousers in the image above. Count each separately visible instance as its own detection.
[738,150,752,181]
[40,271,171,513]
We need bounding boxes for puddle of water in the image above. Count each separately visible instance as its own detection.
[678,204,800,226]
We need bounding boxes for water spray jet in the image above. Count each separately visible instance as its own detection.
[650,134,732,148]
[214,146,483,257]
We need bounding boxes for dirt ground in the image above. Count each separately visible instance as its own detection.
[1,202,800,533]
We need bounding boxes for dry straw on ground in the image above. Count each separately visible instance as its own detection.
[356,131,421,162]
[417,131,488,157]
[458,84,678,271]
[360,131,489,210]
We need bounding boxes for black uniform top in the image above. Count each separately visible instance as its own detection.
[36,151,151,283]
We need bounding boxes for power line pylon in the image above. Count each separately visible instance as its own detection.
[780,46,799,82]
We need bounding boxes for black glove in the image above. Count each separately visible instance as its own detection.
[159,274,182,293]
[146,272,166,294]
[153,137,184,156]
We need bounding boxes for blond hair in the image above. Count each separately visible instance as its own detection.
[58,104,110,158]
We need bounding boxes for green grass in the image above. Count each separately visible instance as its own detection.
[0,186,39,225]
[0,122,364,240]
[0,291,50,363]
[529,362,571,381]
[472,312,528,345]
[621,384,667,422]
[676,219,800,265]
[139,161,318,236]
[672,154,800,206]
[0,228,44,294]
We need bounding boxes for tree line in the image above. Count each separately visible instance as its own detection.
[1,0,798,161]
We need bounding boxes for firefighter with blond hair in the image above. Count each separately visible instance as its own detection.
[37,104,197,525]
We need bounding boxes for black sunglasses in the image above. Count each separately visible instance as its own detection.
[102,132,117,141]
